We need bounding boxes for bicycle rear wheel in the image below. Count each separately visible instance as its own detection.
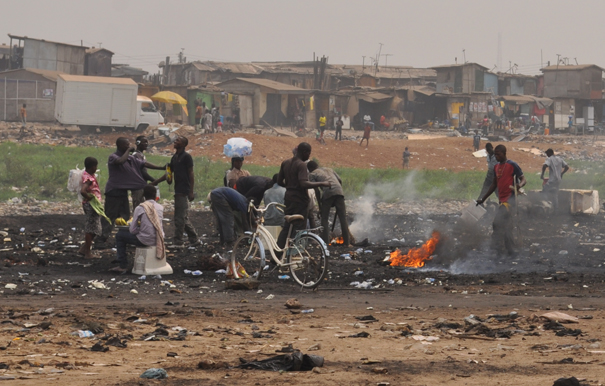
[231,234,265,280]
[288,233,328,289]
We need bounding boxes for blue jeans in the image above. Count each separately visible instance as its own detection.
[116,229,146,268]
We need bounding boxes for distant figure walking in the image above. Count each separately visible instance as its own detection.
[360,120,373,149]
[403,147,410,169]
[335,116,343,141]
[20,104,27,126]
[473,131,481,152]
[541,149,569,210]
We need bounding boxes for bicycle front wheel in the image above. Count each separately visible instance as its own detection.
[288,233,328,289]
[231,234,265,281]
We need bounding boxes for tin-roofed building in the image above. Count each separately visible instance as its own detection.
[7,34,88,75]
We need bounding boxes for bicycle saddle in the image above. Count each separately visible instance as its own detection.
[284,214,304,223]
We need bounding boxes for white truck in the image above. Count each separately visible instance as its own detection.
[54,74,164,133]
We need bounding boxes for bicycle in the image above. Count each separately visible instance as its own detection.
[229,201,329,289]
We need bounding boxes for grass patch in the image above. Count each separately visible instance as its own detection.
[0,142,602,203]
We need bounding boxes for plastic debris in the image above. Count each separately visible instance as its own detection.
[90,281,107,289]
[354,271,364,276]
[130,289,138,294]
[301,309,314,314]
[4,284,17,290]
[215,269,226,274]
[237,351,323,372]
[278,275,290,280]
[138,275,146,280]
[140,368,168,379]
[265,294,275,300]
[77,330,94,338]
[559,250,569,255]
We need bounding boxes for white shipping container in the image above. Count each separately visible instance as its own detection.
[55,74,138,128]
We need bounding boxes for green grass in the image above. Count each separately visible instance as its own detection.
[0,142,602,203]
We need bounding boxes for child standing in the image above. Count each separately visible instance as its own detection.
[20,104,26,126]
[79,157,102,259]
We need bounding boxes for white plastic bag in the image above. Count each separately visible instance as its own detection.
[223,137,252,157]
[67,166,84,195]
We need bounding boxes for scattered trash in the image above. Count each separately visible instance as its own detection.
[553,376,581,386]
[285,298,302,309]
[541,312,579,324]
[77,330,94,338]
[90,281,107,289]
[354,271,364,276]
[140,368,168,379]
[348,332,370,338]
[4,284,16,290]
[138,275,146,280]
[237,351,323,372]
[307,343,321,351]
[90,342,108,352]
[265,294,274,300]
[214,269,226,274]
[559,250,569,255]
[278,275,290,280]
[130,289,138,294]
[301,309,314,314]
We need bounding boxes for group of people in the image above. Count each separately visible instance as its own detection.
[195,101,222,133]
[209,142,352,249]
[79,137,353,273]
[476,142,568,257]
[78,122,571,271]
[80,135,199,272]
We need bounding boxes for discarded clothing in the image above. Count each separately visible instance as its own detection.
[237,351,324,372]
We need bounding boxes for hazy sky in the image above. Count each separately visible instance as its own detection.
[3,0,605,75]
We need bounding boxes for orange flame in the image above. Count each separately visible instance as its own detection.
[331,237,344,245]
[389,231,440,268]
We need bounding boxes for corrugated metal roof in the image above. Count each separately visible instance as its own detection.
[431,63,489,71]
[111,65,148,77]
[397,85,436,96]
[0,68,65,82]
[540,64,605,72]
[357,92,393,103]
[218,77,309,93]
[8,34,88,49]
[86,47,114,55]
[58,74,136,85]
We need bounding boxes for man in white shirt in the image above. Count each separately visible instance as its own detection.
[111,186,164,273]
[541,148,569,210]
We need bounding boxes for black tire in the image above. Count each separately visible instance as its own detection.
[288,233,328,289]
[231,234,265,280]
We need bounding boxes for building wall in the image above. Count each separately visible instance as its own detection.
[543,68,603,99]
[0,72,57,121]
[484,73,498,95]
[85,51,112,77]
[22,40,85,75]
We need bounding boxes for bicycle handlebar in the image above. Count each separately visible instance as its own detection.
[248,200,285,214]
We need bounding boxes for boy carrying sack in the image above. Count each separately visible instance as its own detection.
[79,157,109,259]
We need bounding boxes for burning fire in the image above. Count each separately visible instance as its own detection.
[389,231,440,268]
[331,237,344,245]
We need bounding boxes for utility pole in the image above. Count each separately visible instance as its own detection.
[375,43,383,75]
[382,54,393,70]
[462,49,466,63]
[362,56,366,72]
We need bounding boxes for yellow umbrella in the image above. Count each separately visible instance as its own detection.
[151,91,188,116]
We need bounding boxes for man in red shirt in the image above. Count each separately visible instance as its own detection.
[476,145,526,256]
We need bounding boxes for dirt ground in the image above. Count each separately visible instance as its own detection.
[2,208,605,385]
[5,121,605,171]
